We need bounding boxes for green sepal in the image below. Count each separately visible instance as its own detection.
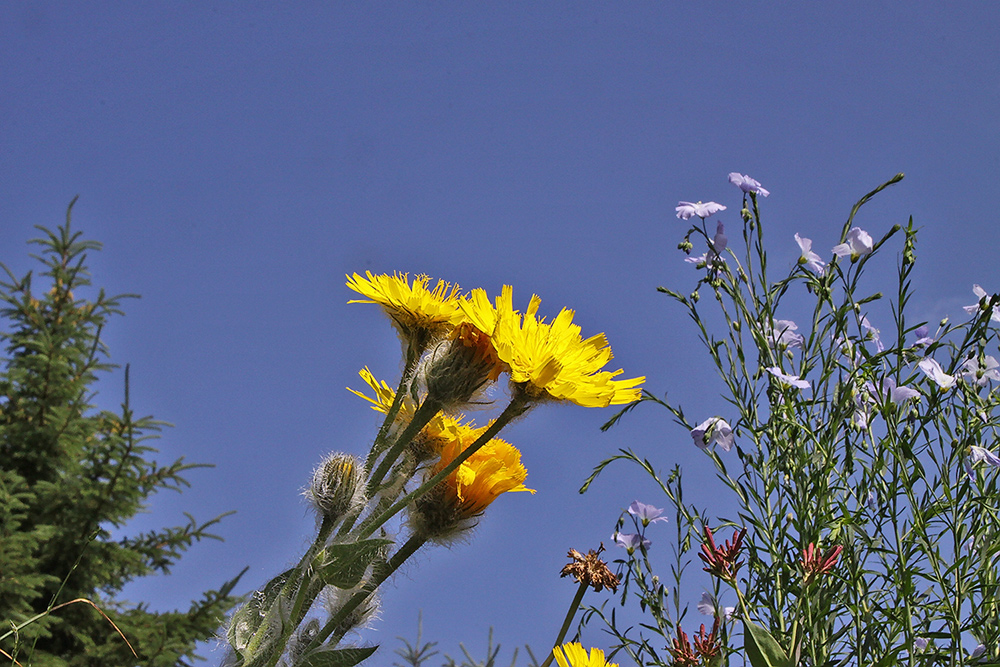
[295,645,379,667]
[317,539,393,589]
[743,620,792,667]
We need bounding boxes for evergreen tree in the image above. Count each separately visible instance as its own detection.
[0,199,244,666]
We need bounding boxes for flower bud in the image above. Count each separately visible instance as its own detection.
[305,453,367,523]
[417,323,503,408]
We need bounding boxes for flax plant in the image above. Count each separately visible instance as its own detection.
[220,273,643,667]
[583,173,1000,666]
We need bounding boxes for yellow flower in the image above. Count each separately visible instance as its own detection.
[552,643,618,667]
[461,288,644,407]
[433,428,534,518]
[348,368,473,456]
[346,272,465,351]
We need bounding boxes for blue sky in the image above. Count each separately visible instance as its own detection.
[3,3,1000,663]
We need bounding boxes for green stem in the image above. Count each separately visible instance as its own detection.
[365,397,442,496]
[303,533,427,654]
[538,581,589,667]
[357,394,531,540]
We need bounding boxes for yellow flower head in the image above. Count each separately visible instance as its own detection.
[348,368,472,457]
[552,643,618,667]
[462,288,644,407]
[433,428,534,518]
[347,272,465,352]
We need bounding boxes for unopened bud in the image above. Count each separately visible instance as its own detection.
[418,323,502,407]
[690,291,700,303]
[305,453,367,522]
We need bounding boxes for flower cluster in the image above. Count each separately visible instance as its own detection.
[801,542,843,586]
[699,525,747,583]
[669,618,722,667]
[348,273,644,408]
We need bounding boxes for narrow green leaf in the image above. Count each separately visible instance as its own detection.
[318,539,393,589]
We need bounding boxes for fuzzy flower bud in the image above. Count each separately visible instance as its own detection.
[305,453,367,522]
[417,322,503,408]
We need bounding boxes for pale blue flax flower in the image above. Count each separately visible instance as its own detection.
[628,501,668,526]
[697,592,735,620]
[728,172,770,197]
[613,531,651,554]
[913,325,935,347]
[766,367,810,390]
[918,357,956,390]
[832,227,873,260]
[860,316,884,353]
[691,417,735,452]
[965,445,1000,481]
[794,233,826,275]
[676,201,726,220]
[963,284,1000,323]
[766,319,805,351]
[963,355,1000,386]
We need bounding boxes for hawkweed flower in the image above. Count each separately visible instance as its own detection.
[699,526,747,583]
[305,453,367,523]
[628,500,668,527]
[801,542,842,586]
[346,272,465,355]
[766,367,810,390]
[462,287,644,408]
[612,532,650,554]
[831,227,873,260]
[552,642,618,667]
[963,284,1000,323]
[728,172,770,197]
[962,354,1000,386]
[410,428,533,541]
[794,233,826,274]
[676,201,726,220]
[690,417,735,452]
[560,545,620,592]
[918,357,956,390]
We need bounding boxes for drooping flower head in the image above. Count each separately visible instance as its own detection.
[676,201,726,220]
[552,643,618,667]
[728,172,770,197]
[462,289,644,408]
[347,272,465,354]
[411,425,534,539]
[831,228,874,261]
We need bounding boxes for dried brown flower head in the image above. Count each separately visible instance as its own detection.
[560,544,620,593]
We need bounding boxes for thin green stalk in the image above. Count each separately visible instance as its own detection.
[538,581,589,667]
[357,394,530,540]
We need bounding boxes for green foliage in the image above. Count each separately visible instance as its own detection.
[0,199,243,665]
